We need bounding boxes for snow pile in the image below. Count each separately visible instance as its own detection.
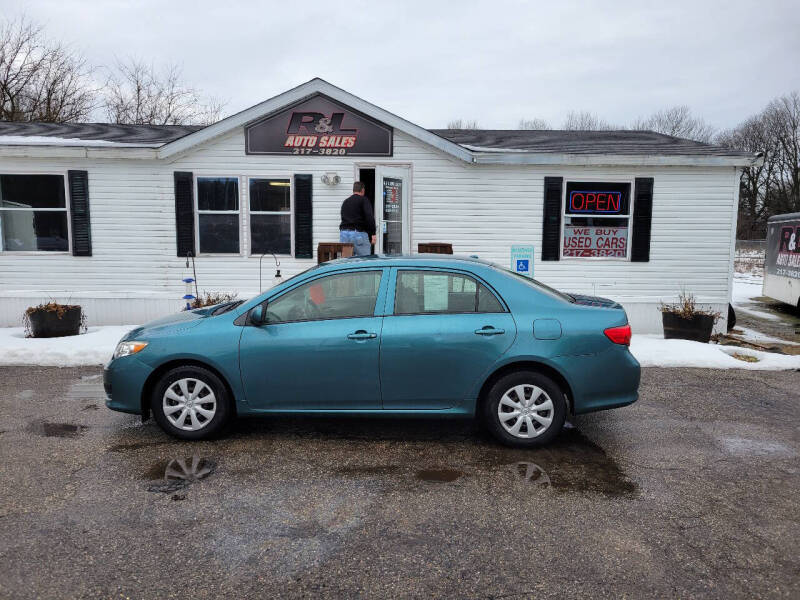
[0,326,134,367]
[630,335,800,370]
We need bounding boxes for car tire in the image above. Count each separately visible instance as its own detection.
[483,370,566,448]
[151,365,232,440]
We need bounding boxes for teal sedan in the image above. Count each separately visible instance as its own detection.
[105,255,639,447]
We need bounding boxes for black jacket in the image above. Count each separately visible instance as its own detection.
[339,194,376,236]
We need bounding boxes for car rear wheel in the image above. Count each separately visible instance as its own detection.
[151,365,232,440]
[484,370,566,447]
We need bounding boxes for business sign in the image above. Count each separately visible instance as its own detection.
[766,222,800,279]
[563,226,627,258]
[245,94,393,156]
[510,245,534,277]
[565,182,630,215]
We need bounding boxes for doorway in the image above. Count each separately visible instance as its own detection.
[358,165,411,254]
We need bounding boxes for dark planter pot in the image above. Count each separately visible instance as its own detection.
[28,306,82,338]
[662,312,715,343]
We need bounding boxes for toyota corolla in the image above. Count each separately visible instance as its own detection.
[105,255,639,447]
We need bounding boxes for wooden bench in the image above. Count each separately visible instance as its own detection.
[417,242,453,254]
[317,242,354,264]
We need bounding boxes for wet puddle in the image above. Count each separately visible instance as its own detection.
[28,421,87,438]
[334,429,637,497]
[107,441,169,452]
[143,456,216,493]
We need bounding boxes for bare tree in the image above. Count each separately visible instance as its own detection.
[0,15,95,122]
[517,118,551,130]
[446,119,481,129]
[764,92,800,214]
[632,105,715,143]
[562,110,615,131]
[104,58,223,125]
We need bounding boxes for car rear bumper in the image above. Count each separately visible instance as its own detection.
[104,356,153,415]
[553,346,641,415]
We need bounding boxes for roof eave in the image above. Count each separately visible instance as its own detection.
[0,144,159,159]
[470,151,761,168]
[157,78,472,162]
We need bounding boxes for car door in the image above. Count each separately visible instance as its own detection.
[239,268,387,410]
[380,268,517,409]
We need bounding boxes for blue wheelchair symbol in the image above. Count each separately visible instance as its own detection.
[516,259,529,272]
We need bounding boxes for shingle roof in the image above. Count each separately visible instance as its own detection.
[430,128,753,158]
[0,121,202,146]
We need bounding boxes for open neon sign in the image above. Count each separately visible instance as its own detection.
[569,191,623,214]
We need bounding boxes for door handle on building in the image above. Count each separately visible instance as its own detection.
[347,330,377,340]
[474,326,505,336]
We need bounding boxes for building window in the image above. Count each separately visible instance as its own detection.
[249,178,291,255]
[0,174,68,252]
[561,181,632,259]
[394,270,504,314]
[197,177,239,254]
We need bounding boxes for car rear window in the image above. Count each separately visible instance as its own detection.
[494,266,575,303]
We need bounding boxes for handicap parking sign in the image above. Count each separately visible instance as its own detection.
[510,245,534,278]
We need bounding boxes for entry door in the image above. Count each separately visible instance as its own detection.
[375,165,410,254]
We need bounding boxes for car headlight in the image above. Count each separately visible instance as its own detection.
[113,340,148,360]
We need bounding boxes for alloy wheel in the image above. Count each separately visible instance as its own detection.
[162,378,217,431]
[497,384,554,438]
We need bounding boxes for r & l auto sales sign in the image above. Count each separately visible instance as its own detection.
[245,94,393,156]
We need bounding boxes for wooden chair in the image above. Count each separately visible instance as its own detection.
[417,242,453,254]
[317,242,354,264]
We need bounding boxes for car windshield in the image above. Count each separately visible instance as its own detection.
[494,265,575,303]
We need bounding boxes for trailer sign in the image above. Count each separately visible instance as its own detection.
[768,224,800,278]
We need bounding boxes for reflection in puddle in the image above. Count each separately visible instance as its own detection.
[28,421,86,438]
[145,456,216,493]
[416,469,463,483]
[508,462,551,486]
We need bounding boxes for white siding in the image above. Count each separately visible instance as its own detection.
[0,129,739,332]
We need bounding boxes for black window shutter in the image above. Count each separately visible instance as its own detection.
[631,178,654,262]
[541,176,563,261]
[294,174,313,258]
[67,170,92,256]
[174,171,195,257]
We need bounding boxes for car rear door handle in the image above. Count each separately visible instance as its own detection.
[474,326,505,336]
[347,330,377,340]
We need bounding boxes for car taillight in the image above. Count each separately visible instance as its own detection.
[604,324,632,346]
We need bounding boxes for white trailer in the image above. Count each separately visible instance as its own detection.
[764,212,800,308]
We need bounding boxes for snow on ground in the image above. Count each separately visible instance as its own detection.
[730,326,800,347]
[731,273,781,321]
[630,335,800,370]
[0,326,134,367]
[0,324,798,370]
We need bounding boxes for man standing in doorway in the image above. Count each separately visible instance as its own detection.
[339,181,376,256]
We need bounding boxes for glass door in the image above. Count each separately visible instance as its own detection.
[375,165,410,254]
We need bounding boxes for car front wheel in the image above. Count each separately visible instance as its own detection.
[484,370,566,447]
[151,365,232,440]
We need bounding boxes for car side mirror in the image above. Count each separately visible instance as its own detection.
[249,304,266,326]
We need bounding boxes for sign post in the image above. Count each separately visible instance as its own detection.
[510,245,535,278]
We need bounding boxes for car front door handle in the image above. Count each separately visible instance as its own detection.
[347,330,378,340]
[474,326,505,336]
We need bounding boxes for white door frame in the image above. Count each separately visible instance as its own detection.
[355,163,413,254]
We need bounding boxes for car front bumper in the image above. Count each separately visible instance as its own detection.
[104,356,154,415]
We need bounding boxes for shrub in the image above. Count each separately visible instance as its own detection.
[659,291,721,322]
[191,291,238,309]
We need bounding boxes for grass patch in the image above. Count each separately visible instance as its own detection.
[732,353,760,363]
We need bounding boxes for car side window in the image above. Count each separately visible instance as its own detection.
[394,270,504,315]
[266,271,382,323]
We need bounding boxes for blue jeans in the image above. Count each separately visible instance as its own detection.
[340,230,372,256]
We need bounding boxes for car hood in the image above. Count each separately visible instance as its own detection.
[122,307,215,340]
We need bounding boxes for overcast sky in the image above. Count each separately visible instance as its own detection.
[4,0,800,130]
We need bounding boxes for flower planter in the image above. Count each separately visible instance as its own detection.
[662,312,715,343]
[27,306,82,338]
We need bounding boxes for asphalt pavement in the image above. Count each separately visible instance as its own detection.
[0,366,798,599]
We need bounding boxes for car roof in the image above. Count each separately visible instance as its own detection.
[317,254,496,271]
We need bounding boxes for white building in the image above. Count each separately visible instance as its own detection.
[0,78,758,332]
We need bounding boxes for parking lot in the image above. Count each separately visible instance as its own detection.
[0,366,798,599]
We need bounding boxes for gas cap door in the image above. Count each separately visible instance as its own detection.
[533,318,562,340]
